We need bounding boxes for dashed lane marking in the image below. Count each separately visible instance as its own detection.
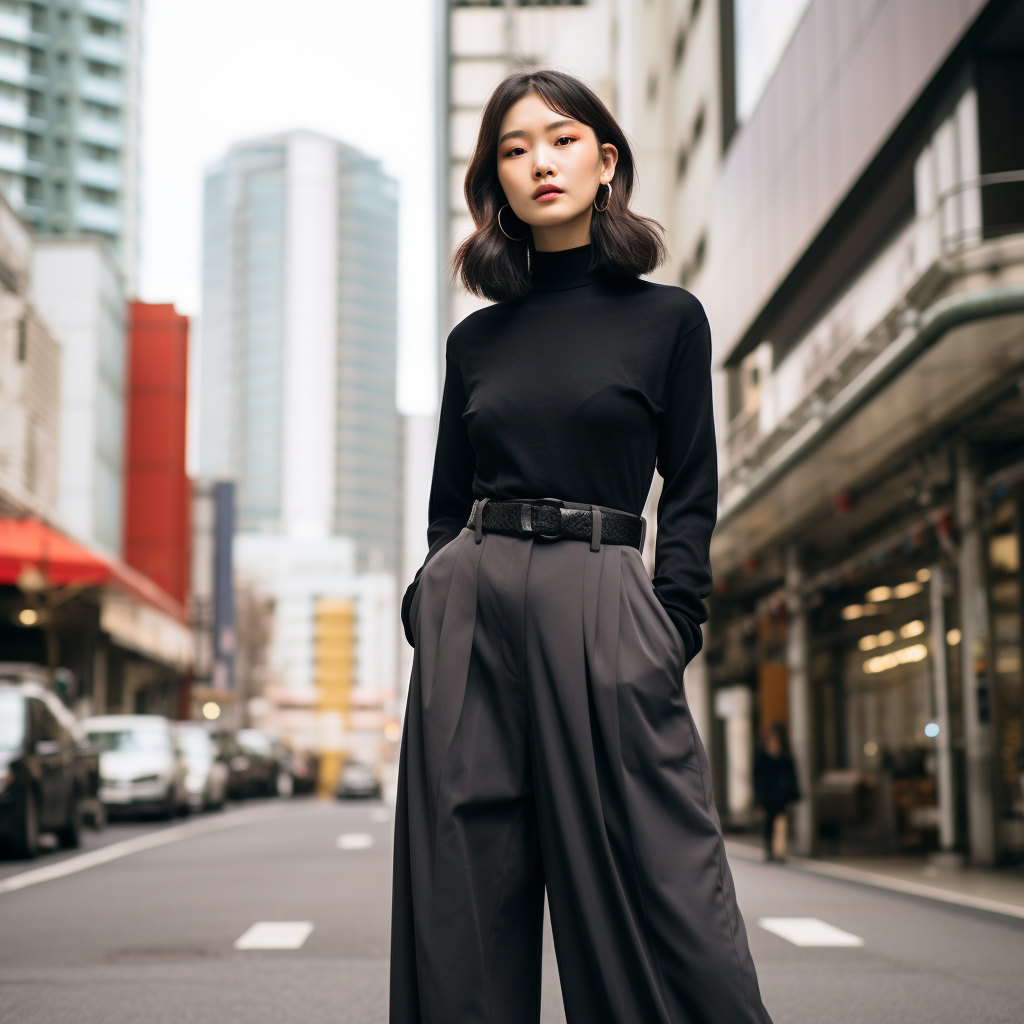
[234,921,314,950]
[758,917,865,947]
[0,804,290,897]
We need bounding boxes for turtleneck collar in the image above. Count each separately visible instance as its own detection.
[530,243,609,292]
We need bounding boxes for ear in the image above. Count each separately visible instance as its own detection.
[599,142,618,184]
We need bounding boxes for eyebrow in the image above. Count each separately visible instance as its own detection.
[498,118,578,146]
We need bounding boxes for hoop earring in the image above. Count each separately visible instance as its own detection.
[497,204,529,242]
[593,182,612,213]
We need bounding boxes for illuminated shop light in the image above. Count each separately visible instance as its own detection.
[924,722,940,738]
[893,581,923,599]
[863,643,928,674]
[202,702,221,720]
[842,602,880,620]
[18,608,39,625]
[863,741,879,756]
[858,635,879,651]
[996,654,1021,674]
[916,568,931,583]
[946,629,962,646]
[900,620,925,639]
[865,586,892,602]
[877,630,895,646]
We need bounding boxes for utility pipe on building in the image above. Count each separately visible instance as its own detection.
[956,445,997,866]
[785,546,815,857]
[929,563,957,855]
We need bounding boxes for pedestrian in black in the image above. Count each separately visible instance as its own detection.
[391,68,774,1024]
[753,722,801,863]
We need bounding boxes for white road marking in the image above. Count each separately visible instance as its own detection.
[337,832,374,850]
[368,807,390,823]
[234,921,313,950]
[0,804,290,897]
[758,917,865,947]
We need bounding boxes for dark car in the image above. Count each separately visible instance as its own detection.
[0,680,99,857]
[213,730,274,799]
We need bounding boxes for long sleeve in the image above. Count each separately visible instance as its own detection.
[401,338,476,645]
[653,315,718,666]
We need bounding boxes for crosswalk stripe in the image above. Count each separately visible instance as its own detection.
[234,921,313,950]
[337,832,374,850]
[758,917,865,947]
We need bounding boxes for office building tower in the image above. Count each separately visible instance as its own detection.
[199,130,401,575]
[0,0,141,290]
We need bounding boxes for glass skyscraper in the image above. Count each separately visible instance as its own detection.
[199,130,401,575]
[0,0,140,288]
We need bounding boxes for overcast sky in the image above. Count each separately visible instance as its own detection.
[138,0,438,417]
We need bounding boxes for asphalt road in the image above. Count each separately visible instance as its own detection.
[1,799,1022,1023]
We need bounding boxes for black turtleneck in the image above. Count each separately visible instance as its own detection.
[409,243,717,665]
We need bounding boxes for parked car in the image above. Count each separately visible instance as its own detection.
[172,724,228,811]
[83,715,188,819]
[0,678,100,857]
[335,760,381,800]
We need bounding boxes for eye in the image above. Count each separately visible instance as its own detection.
[555,136,576,146]
[504,146,526,158]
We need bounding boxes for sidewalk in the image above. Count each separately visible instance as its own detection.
[724,835,1024,920]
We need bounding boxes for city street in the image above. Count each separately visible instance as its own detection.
[1,799,1022,1024]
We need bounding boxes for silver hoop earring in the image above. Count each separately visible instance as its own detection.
[593,182,612,213]
[497,204,529,241]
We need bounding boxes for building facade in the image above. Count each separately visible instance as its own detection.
[646,0,1024,867]
[0,0,141,288]
[31,235,126,557]
[123,301,190,606]
[199,130,401,575]
[0,186,60,517]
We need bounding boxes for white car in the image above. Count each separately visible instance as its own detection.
[82,715,188,818]
[173,724,228,810]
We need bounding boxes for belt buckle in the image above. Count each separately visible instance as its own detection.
[531,498,565,541]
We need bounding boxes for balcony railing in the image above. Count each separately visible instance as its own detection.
[720,173,1024,515]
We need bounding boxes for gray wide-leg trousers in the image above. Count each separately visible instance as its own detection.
[390,528,773,1024]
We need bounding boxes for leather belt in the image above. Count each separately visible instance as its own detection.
[467,498,646,553]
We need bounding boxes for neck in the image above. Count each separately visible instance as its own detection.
[531,207,593,251]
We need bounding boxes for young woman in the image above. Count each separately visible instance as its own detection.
[391,68,774,1024]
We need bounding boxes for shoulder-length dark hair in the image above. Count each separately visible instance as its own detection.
[452,67,666,303]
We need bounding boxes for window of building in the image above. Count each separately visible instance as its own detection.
[675,144,689,182]
[673,26,687,70]
[86,60,120,80]
[734,0,811,122]
[25,177,41,201]
[83,143,117,162]
[692,104,705,144]
[26,134,42,156]
[82,185,116,206]
[83,100,119,121]
[87,17,121,39]
[646,70,658,105]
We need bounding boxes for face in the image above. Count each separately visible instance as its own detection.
[495,93,617,240]
[765,732,781,756]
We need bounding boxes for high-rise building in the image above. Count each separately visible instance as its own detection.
[0,0,141,290]
[199,130,401,575]
[442,0,624,338]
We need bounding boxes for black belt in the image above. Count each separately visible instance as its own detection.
[466,498,646,552]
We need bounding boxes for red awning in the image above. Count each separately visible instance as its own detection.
[0,516,185,622]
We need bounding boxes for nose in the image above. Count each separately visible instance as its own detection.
[533,153,556,179]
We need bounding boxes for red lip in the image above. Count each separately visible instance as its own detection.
[532,184,563,199]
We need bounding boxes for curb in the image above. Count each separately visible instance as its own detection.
[724,839,1024,921]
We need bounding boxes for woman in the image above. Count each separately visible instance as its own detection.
[753,722,801,863]
[392,68,773,1024]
